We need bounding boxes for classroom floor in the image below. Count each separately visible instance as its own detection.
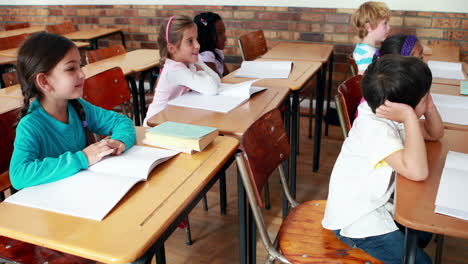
[154,117,467,264]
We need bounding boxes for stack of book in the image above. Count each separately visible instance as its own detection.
[143,121,219,154]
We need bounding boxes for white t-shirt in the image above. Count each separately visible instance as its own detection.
[199,49,225,77]
[322,102,404,238]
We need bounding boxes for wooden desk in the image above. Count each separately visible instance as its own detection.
[83,49,160,125]
[0,127,239,264]
[0,84,21,98]
[0,25,45,38]
[0,55,15,66]
[0,41,89,58]
[0,96,22,115]
[262,42,334,171]
[395,129,468,263]
[63,27,125,49]
[426,45,460,63]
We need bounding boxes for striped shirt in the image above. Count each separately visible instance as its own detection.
[353,43,377,73]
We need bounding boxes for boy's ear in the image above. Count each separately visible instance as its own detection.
[35,73,53,93]
[365,22,373,33]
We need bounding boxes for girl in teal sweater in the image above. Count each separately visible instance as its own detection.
[10,32,136,190]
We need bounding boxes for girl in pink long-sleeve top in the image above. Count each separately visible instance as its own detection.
[143,15,221,126]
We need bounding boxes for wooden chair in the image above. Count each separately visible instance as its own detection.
[238,30,267,61]
[348,54,358,76]
[85,44,126,64]
[46,21,76,35]
[4,22,30,31]
[235,108,381,264]
[0,108,95,264]
[334,75,363,138]
[82,67,133,120]
[2,71,18,87]
[0,33,29,51]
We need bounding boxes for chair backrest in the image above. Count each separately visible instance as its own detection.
[0,108,20,189]
[85,44,126,64]
[46,21,76,35]
[347,54,358,76]
[238,30,267,61]
[0,33,29,51]
[2,71,18,87]
[336,75,363,136]
[238,109,290,208]
[5,22,30,31]
[83,67,131,110]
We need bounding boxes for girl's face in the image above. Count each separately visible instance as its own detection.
[215,20,227,50]
[170,24,200,65]
[45,47,85,100]
[411,42,424,61]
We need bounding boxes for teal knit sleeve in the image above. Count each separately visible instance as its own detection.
[79,99,136,150]
[9,122,89,190]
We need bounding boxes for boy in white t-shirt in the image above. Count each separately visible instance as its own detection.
[322,55,444,264]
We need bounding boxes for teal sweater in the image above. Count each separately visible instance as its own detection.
[10,99,136,190]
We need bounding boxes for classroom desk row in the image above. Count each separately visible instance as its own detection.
[0,127,239,264]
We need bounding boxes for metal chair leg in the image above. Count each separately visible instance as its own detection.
[184,217,193,246]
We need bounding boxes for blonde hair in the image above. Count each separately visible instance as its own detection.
[157,15,195,66]
[352,1,391,39]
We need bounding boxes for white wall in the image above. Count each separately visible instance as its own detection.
[1,0,467,13]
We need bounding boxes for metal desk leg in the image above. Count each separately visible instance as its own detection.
[403,227,418,264]
[119,30,126,48]
[219,170,227,215]
[291,91,299,199]
[282,98,291,219]
[249,206,257,264]
[238,169,248,264]
[125,76,141,126]
[435,234,444,264]
[139,70,150,123]
[325,52,334,136]
[313,67,325,172]
[155,244,166,264]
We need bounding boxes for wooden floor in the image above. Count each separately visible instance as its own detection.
[154,117,467,263]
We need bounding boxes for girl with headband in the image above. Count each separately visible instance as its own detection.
[144,15,221,126]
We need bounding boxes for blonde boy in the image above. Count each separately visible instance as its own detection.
[352,1,391,74]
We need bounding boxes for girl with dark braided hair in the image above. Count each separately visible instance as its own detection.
[10,32,136,190]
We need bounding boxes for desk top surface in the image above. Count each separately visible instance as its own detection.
[223,59,321,91]
[0,84,22,98]
[261,42,334,62]
[0,127,238,263]
[82,49,159,77]
[62,27,122,40]
[0,25,45,38]
[0,96,22,115]
[147,83,290,138]
[0,41,89,58]
[395,129,468,239]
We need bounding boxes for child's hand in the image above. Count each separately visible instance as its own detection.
[103,139,126,155]
[376,100,416,123]
[83,140,114,166]
[425,94,436,112]
[195,64,203,71]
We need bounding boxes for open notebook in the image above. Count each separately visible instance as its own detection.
[5,146,178,221]
[428,61,465,80]
[435,151,468,220]
[431,93,468,125]
[168,79,266,113]
[234,61,292,78]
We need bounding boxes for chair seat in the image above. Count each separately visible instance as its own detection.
[0,236,95,264]
[278,200,383,263]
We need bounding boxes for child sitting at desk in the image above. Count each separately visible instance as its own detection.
[143,15,221,126]
[374,34,425,61]
[10,32,136,190]
[194,12,230,77]
[322,55,444,263]
[352,1,391,74]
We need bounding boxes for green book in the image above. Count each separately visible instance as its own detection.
[461,81,468,96]
[144,122,219,152]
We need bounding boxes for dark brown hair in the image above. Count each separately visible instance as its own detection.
[17,32,95,145]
